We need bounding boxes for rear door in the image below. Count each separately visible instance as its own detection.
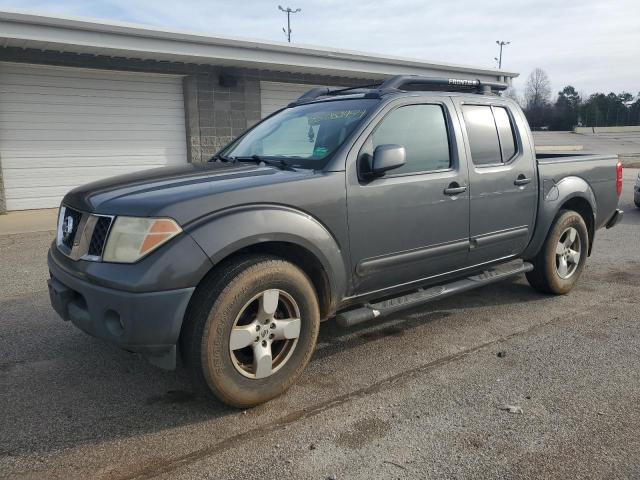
[453,99,537,265]
[346,97,470,294]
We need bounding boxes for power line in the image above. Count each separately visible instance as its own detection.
[278,5,301,43]
[495,40,510,69]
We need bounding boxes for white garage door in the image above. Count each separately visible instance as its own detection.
[260,81,333,118]
[0,63,187,210]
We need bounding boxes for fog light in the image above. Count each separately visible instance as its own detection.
[104,310,125,337]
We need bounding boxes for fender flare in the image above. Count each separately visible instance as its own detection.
[523,176,596,259]
[185,204,349,308]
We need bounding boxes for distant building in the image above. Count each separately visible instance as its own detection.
[0,11,517,212]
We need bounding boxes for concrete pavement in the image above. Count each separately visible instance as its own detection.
[0,171,638,479]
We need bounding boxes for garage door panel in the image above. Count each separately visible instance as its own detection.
[1,149,186,162]
[1,66,183,91]
[1,129,186,142]
[0,113,184,126]
[0,103,184,116]
[4,165,164,188]
[0,93,184,108]
[6,195,68,210]
[260,81,336,118]
[1,120,184,131]
[0,64,188,210]
[1,84,184,101]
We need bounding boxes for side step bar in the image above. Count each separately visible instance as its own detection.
[336,260,533,328]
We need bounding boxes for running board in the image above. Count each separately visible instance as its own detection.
[336,260,533,328]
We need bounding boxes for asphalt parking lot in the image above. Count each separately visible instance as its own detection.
[1,170,639,480]
[533,130,640,157]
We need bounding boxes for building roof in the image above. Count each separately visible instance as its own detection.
[0,10,518,82]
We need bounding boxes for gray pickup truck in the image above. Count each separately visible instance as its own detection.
[48,75,624,407]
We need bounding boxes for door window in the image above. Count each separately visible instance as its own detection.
[370,104,451,175]
[462,104,518,165]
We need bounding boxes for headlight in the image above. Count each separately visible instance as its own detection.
[102,217,182,263]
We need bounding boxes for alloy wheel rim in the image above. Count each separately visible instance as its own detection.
[229,289,301,379]
[555,227,581,279]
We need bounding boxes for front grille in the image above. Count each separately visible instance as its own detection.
[57,206,114,261]
[60,207,83,250]
[88,216,113,257]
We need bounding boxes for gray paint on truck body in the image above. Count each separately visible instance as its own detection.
[50,89,622,366]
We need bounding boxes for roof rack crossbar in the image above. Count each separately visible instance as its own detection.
[290,83,383,106]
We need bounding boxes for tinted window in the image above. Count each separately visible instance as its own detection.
[371,104,450,174]
[494,106,517,160]
[462,105,501,165]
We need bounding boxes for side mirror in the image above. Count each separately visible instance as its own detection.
[370,144,406,177]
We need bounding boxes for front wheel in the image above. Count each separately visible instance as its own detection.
[526,210,589,295]
[180,255,320,408]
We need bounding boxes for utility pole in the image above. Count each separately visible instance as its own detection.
[494,40,510,69]
[278,5,301,43]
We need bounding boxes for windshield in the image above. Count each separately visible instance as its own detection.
[220,98,378,169]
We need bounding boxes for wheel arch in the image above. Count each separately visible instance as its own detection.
[558,197,595,255]
[524,176,597,259]
[185,205,349,319]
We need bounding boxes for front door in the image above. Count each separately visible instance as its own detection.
[346,98,471,295]
[454,100,537,265]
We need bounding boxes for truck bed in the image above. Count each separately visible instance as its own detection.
[536,153,620,231]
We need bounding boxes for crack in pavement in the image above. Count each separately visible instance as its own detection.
[109,305,593,480]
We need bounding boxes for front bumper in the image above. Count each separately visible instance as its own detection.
[48,249,194,369]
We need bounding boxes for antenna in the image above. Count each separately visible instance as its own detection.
[278,5,301,43]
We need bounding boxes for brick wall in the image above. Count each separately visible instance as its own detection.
[0,47,373,212]
[186,67,369,162]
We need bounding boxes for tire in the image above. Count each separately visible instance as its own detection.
[635,199,640,208]
[526,210,589,295]
[180,254,320,408]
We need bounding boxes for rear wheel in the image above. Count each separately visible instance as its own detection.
[526,210,589,295]
[180,255,320,407]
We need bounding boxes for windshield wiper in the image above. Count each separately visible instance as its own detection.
[210,153,294,171]
[232,155,295,171]
[209,153,234,163]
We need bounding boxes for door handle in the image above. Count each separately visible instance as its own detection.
[514,175,532,186]
[444,182,467,195]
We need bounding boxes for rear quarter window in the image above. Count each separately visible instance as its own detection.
[462,104,518,165]
[493,106,517,161]
[462,105,502,165]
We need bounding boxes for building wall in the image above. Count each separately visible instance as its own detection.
[184,67,368,163]
[0,47,371,212]
[0,156,5,213]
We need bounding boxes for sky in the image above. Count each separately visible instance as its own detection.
[1,0,639,99]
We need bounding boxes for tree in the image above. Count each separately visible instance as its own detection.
[579,92,634,127]
[629,93,640,126]
[523,68,552,129]
[502,87,522,106]
[524,68,551,110]
[551,86,581,130]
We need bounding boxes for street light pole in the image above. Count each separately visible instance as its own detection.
[278,5,301,43]
[494,40,510,69]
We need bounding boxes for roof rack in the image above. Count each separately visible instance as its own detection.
[379,75,508,93]
[291,74,509,105]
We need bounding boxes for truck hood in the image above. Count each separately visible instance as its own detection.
[63,162,315,224]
